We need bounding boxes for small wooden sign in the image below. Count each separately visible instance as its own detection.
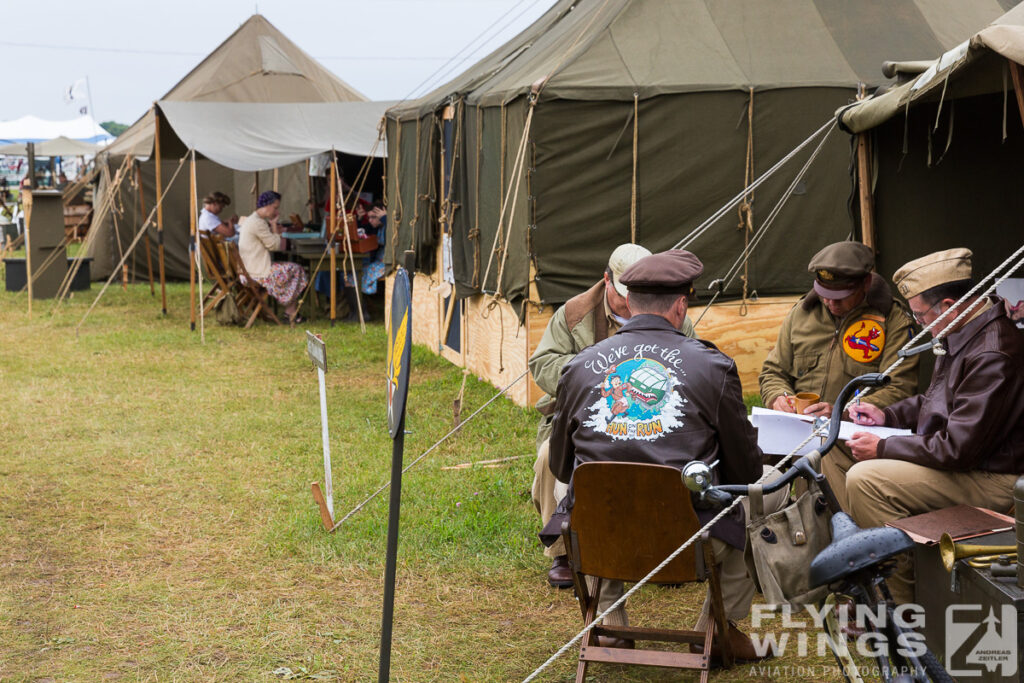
[306,331,326,372]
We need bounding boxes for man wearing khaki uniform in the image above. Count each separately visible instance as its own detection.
[759,242,918,509]
[529,244,695,587]
[847,248,1024,604]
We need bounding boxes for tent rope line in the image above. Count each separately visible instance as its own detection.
[738,87,755,316]
[326,369,529,531]
[471,105,483,288]
[673,116,835,252]
[630,92,638,243]
[290,136,382,324]
[521,240,1024,682]
[692,121,838,329]
[54,155,136,307]
[16,155,132,301]
[74,153,189,333]
[480,100,535,304]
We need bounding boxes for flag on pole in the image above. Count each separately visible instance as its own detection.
[64,78,87,105]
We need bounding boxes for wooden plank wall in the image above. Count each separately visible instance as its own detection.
[689,296,798,394]
[463,294,530,406]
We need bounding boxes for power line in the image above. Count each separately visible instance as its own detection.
[0,40,452,61]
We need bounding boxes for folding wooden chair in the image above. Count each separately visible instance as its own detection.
[223,242,282,329]
[560,461,733,683]
[198,232,237,316]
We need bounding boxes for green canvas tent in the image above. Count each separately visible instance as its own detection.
[836,3,1024,282]
[94,14,370,282]
[386,0,1015,310]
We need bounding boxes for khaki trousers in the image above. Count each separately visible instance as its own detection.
[821,441,858,513]
[846,459,1017,604]
[591,466,789,630]
[532,438,569,558]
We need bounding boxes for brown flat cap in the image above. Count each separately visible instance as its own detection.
[808,241,874,299]
[893,248,972,300]
[620,249,704,294]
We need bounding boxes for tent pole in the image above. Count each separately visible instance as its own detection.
[855,85,876,251]
[306,159,315,224]
[273,167,279,192]
[137,161,155,296]
[254,172,259,212]
[330,158,337,326]
[154,107,168,314]
[1007,59,1024,131]
[189,150,197,332]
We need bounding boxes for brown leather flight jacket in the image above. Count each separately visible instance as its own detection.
[880,299,1024,473]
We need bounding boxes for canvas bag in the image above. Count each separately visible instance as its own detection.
[744,453,832,607]
[215,294,243,325]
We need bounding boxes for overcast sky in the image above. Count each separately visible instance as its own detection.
[2,0,558,125]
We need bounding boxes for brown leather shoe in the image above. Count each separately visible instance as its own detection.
[691,623,774,663]
[547,556,574,589]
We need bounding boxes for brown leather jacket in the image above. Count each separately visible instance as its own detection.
[542,314,762,548]
[879,298,1024,473]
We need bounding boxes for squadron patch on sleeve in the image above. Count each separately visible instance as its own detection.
[583,358,685,441]
[843,319,885,362]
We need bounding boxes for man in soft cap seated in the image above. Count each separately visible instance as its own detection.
[759,241,918,509]
[846,248,1024,604]
[543,250,785,658]
[528,243,696,588]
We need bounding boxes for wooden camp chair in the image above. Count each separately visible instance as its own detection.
[560,461,733,683]
[198,232,238,316]
[223,241,281,329]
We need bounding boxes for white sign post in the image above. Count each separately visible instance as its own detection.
[307,331,334,525]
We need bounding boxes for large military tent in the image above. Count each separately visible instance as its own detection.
[384,0,1013,406]
[837,3,1024,282]
[92,14,376,283]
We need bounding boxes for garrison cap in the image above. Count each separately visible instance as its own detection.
[808,241,874,299]
[893,248,972,300]
[607,243,652,297]
[620,249,703,295]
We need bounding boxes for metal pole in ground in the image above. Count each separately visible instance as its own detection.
[378,256,413,683]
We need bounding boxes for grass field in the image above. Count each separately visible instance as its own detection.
[0,280,841,681]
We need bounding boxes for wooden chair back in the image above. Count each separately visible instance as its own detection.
[561,461,733,682]
[569,461,703,584]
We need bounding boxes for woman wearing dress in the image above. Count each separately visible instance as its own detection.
[238,191,308,323]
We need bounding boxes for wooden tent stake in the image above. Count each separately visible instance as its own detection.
[154,107,167,314]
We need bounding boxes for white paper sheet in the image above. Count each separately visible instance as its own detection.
[749,406,911,455]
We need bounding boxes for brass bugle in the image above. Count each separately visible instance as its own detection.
[939,532,1017,572]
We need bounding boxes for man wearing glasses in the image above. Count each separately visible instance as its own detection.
[846,248,1024,604]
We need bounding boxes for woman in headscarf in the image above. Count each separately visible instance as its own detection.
[238,191,308,323]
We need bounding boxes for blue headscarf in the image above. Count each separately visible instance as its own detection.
[257,190,281,208]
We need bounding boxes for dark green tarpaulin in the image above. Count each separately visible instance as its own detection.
[386,0,1012,308]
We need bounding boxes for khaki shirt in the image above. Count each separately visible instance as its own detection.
[759,275,919,411]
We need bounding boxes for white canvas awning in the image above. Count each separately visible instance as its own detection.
[0,136,103,157]
[157,100,393,171]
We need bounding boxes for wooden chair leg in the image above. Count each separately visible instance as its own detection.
[244,304,260,329]
[704,540,734,668]
[576,587,598,683]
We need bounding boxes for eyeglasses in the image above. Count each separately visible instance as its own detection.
[911,301,942,325]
